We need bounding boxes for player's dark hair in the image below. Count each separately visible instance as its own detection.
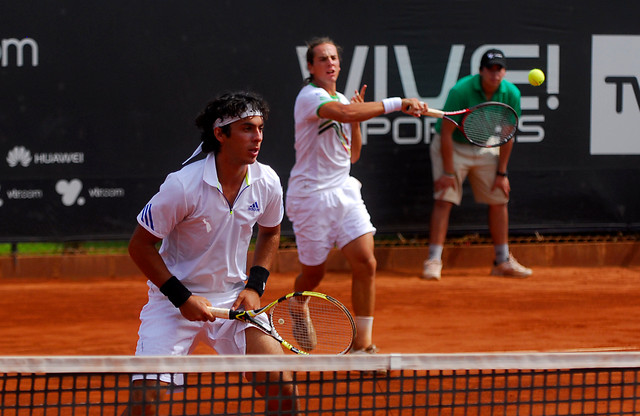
[304,36,342,85]
[195,91,270,155]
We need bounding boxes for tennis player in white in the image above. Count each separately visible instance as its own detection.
[286,37,428,355]
[126,92,296,415]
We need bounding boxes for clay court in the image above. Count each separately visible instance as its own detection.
[1,247,640,414]
[1,249,639,356]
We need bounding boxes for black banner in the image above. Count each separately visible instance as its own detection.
[1,1,639,241]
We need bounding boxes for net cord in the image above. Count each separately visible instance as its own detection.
[1,352,640,374]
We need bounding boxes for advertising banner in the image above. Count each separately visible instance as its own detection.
[1,1,638,241]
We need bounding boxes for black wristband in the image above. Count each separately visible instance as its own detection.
[245,265,270,297]
[159,276,192,308]
[496,171,508,177]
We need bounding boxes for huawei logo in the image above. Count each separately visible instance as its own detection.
[6,146,32,167]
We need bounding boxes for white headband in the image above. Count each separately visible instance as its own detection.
[213,107,263,128]
[182,142,203,165]
[182,107,263,165]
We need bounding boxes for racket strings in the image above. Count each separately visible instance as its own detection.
[462,104,517,147]
[271,295,355,354]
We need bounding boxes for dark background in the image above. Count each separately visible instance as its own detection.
[1,1,638,242]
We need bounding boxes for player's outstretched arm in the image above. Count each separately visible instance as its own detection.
[319,97,427,123]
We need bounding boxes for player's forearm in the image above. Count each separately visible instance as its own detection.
[252,224,281,270]
[128,225,172,287]
[498,140,514,173]
[319,101,384,123]
[130,247,172,288]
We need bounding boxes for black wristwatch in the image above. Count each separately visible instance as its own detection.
[496,171,508,177]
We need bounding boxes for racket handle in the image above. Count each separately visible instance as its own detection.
[208,306,231,319]
[423,108,445,118]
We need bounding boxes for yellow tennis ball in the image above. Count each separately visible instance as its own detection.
[528,68,545,86]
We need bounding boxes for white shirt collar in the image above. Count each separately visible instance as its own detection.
[202,152,259,189]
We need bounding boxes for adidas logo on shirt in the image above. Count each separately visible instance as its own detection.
[248,202,260,212]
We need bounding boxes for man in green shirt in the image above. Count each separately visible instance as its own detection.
[423,49,532,280]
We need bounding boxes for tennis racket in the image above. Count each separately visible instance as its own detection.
[423,101,518,147]
[208,291,355,355]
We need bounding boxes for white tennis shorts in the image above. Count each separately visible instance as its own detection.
[132,289,269,384]
[430,133,509,205]
[286,176,376,266]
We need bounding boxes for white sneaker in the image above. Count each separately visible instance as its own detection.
[350,345,386,375]
[350,344,379,355]
[421,259,442,280]
[491,253,532,278]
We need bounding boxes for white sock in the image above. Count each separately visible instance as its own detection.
[355,316,373,349]
[494,244,509,264]
[428,244,444,261]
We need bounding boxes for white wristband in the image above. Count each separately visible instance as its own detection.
[382,97,402,114]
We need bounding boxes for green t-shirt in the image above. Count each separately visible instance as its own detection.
[435,74,522,144]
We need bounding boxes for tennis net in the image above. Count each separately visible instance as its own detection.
[1,352,640,415]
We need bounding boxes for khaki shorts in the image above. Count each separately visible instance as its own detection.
[430,133,509,206]
[286,176,376,266]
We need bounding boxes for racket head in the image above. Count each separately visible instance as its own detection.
[211,304,307,354]
[268,291,356,355]
[459,102,518,147]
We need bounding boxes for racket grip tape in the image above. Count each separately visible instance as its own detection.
[208,306,232,319]
[207,306,246,320]
[423,109,445,118]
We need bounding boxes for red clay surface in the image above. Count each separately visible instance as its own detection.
[2,266,639,355]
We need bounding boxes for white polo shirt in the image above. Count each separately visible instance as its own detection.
[287,84,353,197]
[137,152,284,295]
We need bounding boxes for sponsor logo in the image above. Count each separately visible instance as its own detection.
[0,183,44,208]
[248,201,260,212]
[87,187,125,198]
[56,179,85,206]
[1,38,38,67]
[6,146,32,167]
[54,179,126,206]
[6,188,44,199]
[34,152,84,164]
[0,185,44,208]
[590,35,640,155]
[0,180,125,208]
[6,146,85,167]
